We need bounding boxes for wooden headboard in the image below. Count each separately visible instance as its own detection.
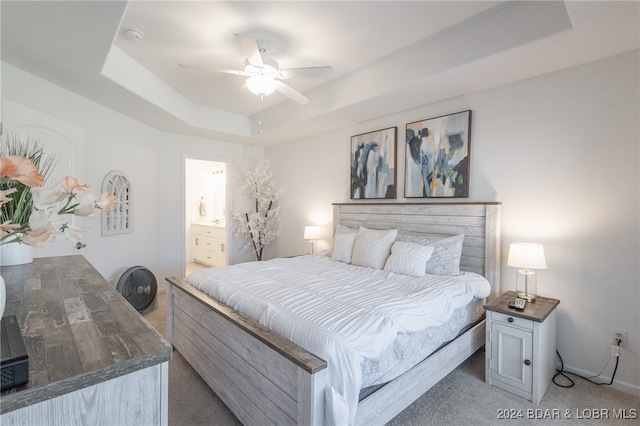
[333,202,501,300]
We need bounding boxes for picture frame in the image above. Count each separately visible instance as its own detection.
[350,126,397,199]
[405,110,471,198]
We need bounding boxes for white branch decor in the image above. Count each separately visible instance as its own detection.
[232,160,281,261]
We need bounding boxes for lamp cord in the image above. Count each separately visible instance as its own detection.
[553,339,621,388]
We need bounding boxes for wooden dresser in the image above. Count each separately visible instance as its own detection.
[0,255,172,425]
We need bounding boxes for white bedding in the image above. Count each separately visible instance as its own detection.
[185,254,491,425]
[360,298,485,390]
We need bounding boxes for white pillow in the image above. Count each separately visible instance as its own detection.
[335,224,357,234]
[384,241,435,277]
[397,233,465,275]
[351,227,398,269]
[331,232,357,263]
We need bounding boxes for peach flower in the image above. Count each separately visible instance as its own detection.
[30,187,67,209]
[21,225,57,248]
[0,220,21,237]
[0,156,44,187]
[61,176,90,194]
[96,192,118,212]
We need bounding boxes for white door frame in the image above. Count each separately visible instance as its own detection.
[181,153,231,277]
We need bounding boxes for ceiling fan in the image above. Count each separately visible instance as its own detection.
[179,34,334,105]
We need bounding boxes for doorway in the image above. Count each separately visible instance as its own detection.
[185,158,229,276]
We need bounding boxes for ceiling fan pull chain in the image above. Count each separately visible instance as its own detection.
[257,95,265,134]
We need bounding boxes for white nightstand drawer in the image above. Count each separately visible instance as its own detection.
[490,311,533,330]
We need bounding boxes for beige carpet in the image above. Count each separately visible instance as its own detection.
[146,294,640,425]
[168,349,241,426]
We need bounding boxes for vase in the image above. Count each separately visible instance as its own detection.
[0,239,34,266]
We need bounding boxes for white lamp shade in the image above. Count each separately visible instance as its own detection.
[246,75,277,96]
[507,243,547,269]
[304,226,320,240]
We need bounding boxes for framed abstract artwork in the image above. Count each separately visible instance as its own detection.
[350,127,397,199]
[405,110,471,198]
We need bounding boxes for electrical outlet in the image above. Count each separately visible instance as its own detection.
[611,344,620,357]
[612,328,627,347]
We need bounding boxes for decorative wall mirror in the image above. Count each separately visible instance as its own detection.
[102,170,132,235]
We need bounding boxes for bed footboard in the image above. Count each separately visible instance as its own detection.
[354,320,486,425]
[166,276,327,426]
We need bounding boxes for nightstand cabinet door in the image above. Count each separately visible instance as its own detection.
[490,323,533,394]
[485,305,557,404]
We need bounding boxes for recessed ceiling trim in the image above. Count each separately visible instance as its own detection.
[101,46,252,137]
[3,0,636,146]
[255,0,574,135]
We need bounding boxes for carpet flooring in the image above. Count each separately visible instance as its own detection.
[145,293,640,425]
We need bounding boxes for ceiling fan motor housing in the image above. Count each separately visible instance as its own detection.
[244,56,282,79]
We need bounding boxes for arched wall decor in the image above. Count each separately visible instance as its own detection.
[102,170,132,235]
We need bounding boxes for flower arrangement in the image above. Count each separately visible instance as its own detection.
[1,135,118,247]
[232,159,281,261]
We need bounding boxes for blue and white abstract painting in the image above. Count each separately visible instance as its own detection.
[350,127,397,199]
[405,110,471,198]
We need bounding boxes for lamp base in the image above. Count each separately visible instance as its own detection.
[516,291,536,302]
[515,268,537,303]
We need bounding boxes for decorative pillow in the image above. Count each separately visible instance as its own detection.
[335,224,357,234]
[397,233,465,275]
[383,241,435,277]
[331,232,357,264]
[351,227,398,269]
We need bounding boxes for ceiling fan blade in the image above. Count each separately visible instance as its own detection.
[178,63,247,76]
[276,81,310,105]
[280,66,334,80]
[234,33,263,67]
[224,82,249,101]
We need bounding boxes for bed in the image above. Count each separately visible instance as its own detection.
[166,202,501,425]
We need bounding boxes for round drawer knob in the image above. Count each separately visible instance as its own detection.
[507,317,514,323]
[524,359,531,366]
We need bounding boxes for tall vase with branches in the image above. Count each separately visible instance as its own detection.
[1,134,118,316]
[232,160,281,261]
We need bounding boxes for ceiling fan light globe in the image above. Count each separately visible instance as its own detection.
[246,75,277,96]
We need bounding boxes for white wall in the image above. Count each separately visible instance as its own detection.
[1,63,263,291]
[266,50,640,395]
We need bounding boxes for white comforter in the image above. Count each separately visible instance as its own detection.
[186,254,491,425]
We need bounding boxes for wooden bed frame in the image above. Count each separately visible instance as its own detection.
[166,202,501,425]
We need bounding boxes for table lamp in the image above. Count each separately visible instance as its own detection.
[507,242,547,302]
[303,226,320,254]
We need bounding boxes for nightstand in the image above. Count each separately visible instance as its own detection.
[484,291,560,404]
